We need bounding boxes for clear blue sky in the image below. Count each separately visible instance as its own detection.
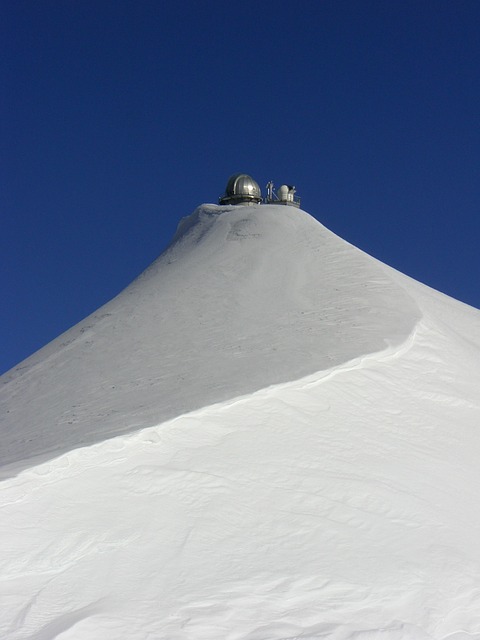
[2,0,480,375]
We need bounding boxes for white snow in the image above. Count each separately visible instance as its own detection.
[1,204,480,639]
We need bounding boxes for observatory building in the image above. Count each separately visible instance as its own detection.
[219,174,300,208]
[219,174,263,206]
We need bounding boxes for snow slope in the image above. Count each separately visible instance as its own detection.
[1,204,480,639]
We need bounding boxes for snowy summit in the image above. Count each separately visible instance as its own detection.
[1,202,480,640]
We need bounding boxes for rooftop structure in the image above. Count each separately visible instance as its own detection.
[219,174,300,208]
[265,181,301,208]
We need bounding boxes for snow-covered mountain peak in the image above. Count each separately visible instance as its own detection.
[1,204,420,472]
[2,204,480,640]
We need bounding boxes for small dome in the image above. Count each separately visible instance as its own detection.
[219,173,262,205]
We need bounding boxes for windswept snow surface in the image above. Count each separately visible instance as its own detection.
[1,205,480,639]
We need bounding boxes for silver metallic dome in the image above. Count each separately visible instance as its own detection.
[219,173,262,205]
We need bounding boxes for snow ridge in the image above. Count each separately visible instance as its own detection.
[1,204,420,474]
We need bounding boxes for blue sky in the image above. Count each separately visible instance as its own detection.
[2,0,480,374]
